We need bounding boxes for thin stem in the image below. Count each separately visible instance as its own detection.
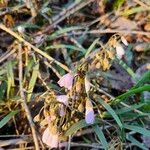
[0,24,70,72]
[18,43,40,150]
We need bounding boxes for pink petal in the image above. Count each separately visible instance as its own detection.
[42,128,59,148]
[57,73,74,90]
[59,142,68,148]
[85,109,95,124]
[56,95,69,106]
[85,99,95,124]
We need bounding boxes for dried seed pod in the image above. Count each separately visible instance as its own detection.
[95,62,101,69]
[78,103,84,112]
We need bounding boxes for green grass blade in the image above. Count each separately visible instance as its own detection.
[46,44,86,53]
[124,124,150,137]
[127,134,148,150]
[120,6,150,16]
[27,62,39,101]
[93,125,108,150]
[96,97,123,128]
[85,38,99,58]
[116,58,136,79]
[133,70,150,89]
[65,119,100,136]
[47,26,83,40]
[6,61,15,98]
[114,85,150,104]
[102,103,145,117]
[0,110,19,128]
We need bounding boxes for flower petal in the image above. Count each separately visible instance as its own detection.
[56,95,69,106]
[85,99,95,124]
[57,73,74,90]
[42,127,59,148]
[85,109,95,124]
[121,36,128,46]
[116,43,125,59]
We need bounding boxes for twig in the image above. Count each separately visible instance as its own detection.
[25,0,38,17]
[60,142,103,149]
[0,138,30,147]
[44,61,62,79]
[0,47,16,64]
[42,0,95,33]
[67,136,71,150]
[73,29,150,36]
[0,4,26,17]
[133,0,150,9]
[18,43,40,150]
[7,147,35,150]
[0,24,70,72]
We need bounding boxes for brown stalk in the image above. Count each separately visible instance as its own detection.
[0,24,70,72]
[18,43,40,150]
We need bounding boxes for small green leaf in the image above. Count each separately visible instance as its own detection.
[127,134,148,150]
[133,70,150,89]
[47,26,83,40]
[93,125,108,150]
[114,85,150,104]
[85,38,99,58]
[96,97,123,128]
[0,81,7,100]
[27,62,39,101]
[65,119,100,136]
[46,44,86,53]
[124,124,150,137]
[120,6,150,16]
[0,110,19,128]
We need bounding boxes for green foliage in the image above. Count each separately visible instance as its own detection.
[113,0,125,10]
[0,110,19,128]
[96,97,123,128]
[93,125,108,150]
[27,61,39,101]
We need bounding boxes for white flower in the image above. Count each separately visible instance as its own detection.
[121,36,128,46]
[115,43,125,59]
[17,26,25,34]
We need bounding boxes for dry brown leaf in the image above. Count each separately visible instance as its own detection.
[111,17,138,30]
[134,43,148,52]
[144,23,150,31]
[3,14,15,28]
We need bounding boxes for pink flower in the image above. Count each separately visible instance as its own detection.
[57,73,74,90]
[85,99,95,124]
[42,127,59,148]
[56,95,69,106]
